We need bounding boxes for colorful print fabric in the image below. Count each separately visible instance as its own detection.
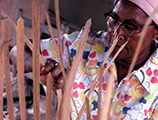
[40,27,158,120]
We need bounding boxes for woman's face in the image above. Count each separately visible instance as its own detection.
[107,0,158,63]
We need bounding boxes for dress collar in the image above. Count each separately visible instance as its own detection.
[134,40,158,94]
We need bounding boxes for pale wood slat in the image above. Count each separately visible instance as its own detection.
[0,18,5,120]
[16,17,26,120]
[32,0,40,119]
[2,17,15,120]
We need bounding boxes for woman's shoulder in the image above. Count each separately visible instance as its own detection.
[61,27,108,43]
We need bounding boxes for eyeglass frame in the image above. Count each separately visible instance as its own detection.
[104,11,155,36]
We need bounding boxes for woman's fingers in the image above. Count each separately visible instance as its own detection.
[50,65,62,79]
[40,59,56,75]
[53,77,64,90]
[40,74,47,85]
[40,59,63,89]
[40,58,69,92]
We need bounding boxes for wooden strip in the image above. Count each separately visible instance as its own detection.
[47,5,70,115]
[103,40,129,75]
[59,19,91,120]
[100,69,114,120]
[0,8,33,51]
[54,0,65,85]
[70,95,79,116]
[32,0,40,119]
[128,6,158,75]
[100,40,128,120]
[113,10,157,114]
[98,64,104,120]
[0,50,4,120]
[54,0,62,52]
[46,73,52,120]
[0,8,46,65]
[16,17,26,120]
[46,12,67,81]
[112,20,152,116]
[85,97,91,120]
[97,35,119,119]
[113,6,158,113]
[46,12,64,120]
[12,9,23,79]
[102,35,118,65]
[77,38,128,119]
[55,89,62,120]
[3,112,9,120]
[46,5,64,73]
[2,17,15,120]
[0,19,5,120]
[77,73,99,119]
[0,40,12,55]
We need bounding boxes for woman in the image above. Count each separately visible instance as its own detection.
[10,0,158,119]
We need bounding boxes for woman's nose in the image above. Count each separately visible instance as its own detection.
[111,25,127,43]
[113,24,126,37]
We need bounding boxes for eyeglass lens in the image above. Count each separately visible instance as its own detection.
[107,16,134,36]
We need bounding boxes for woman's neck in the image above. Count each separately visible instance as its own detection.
[115,44,156,83]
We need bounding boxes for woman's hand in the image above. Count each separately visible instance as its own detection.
[40,59,68,94]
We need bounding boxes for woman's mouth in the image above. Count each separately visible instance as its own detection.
[113,46,121,52]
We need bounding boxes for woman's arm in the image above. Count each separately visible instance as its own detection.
[9,45,33,73]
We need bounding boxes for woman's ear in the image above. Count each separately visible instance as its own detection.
[153,27,158,40]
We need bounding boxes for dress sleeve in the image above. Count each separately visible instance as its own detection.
[40,27,108,70]
[40,28,84,70]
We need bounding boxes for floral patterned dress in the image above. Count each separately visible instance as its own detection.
[40,27,158,120]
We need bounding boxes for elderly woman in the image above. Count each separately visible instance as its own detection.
[10,0,158,119]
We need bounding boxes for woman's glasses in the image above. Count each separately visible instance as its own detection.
[104,11,155,36]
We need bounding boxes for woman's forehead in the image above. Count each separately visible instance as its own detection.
[114,0,158,25]
[114,0,145,14]
[113,0,148,24]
